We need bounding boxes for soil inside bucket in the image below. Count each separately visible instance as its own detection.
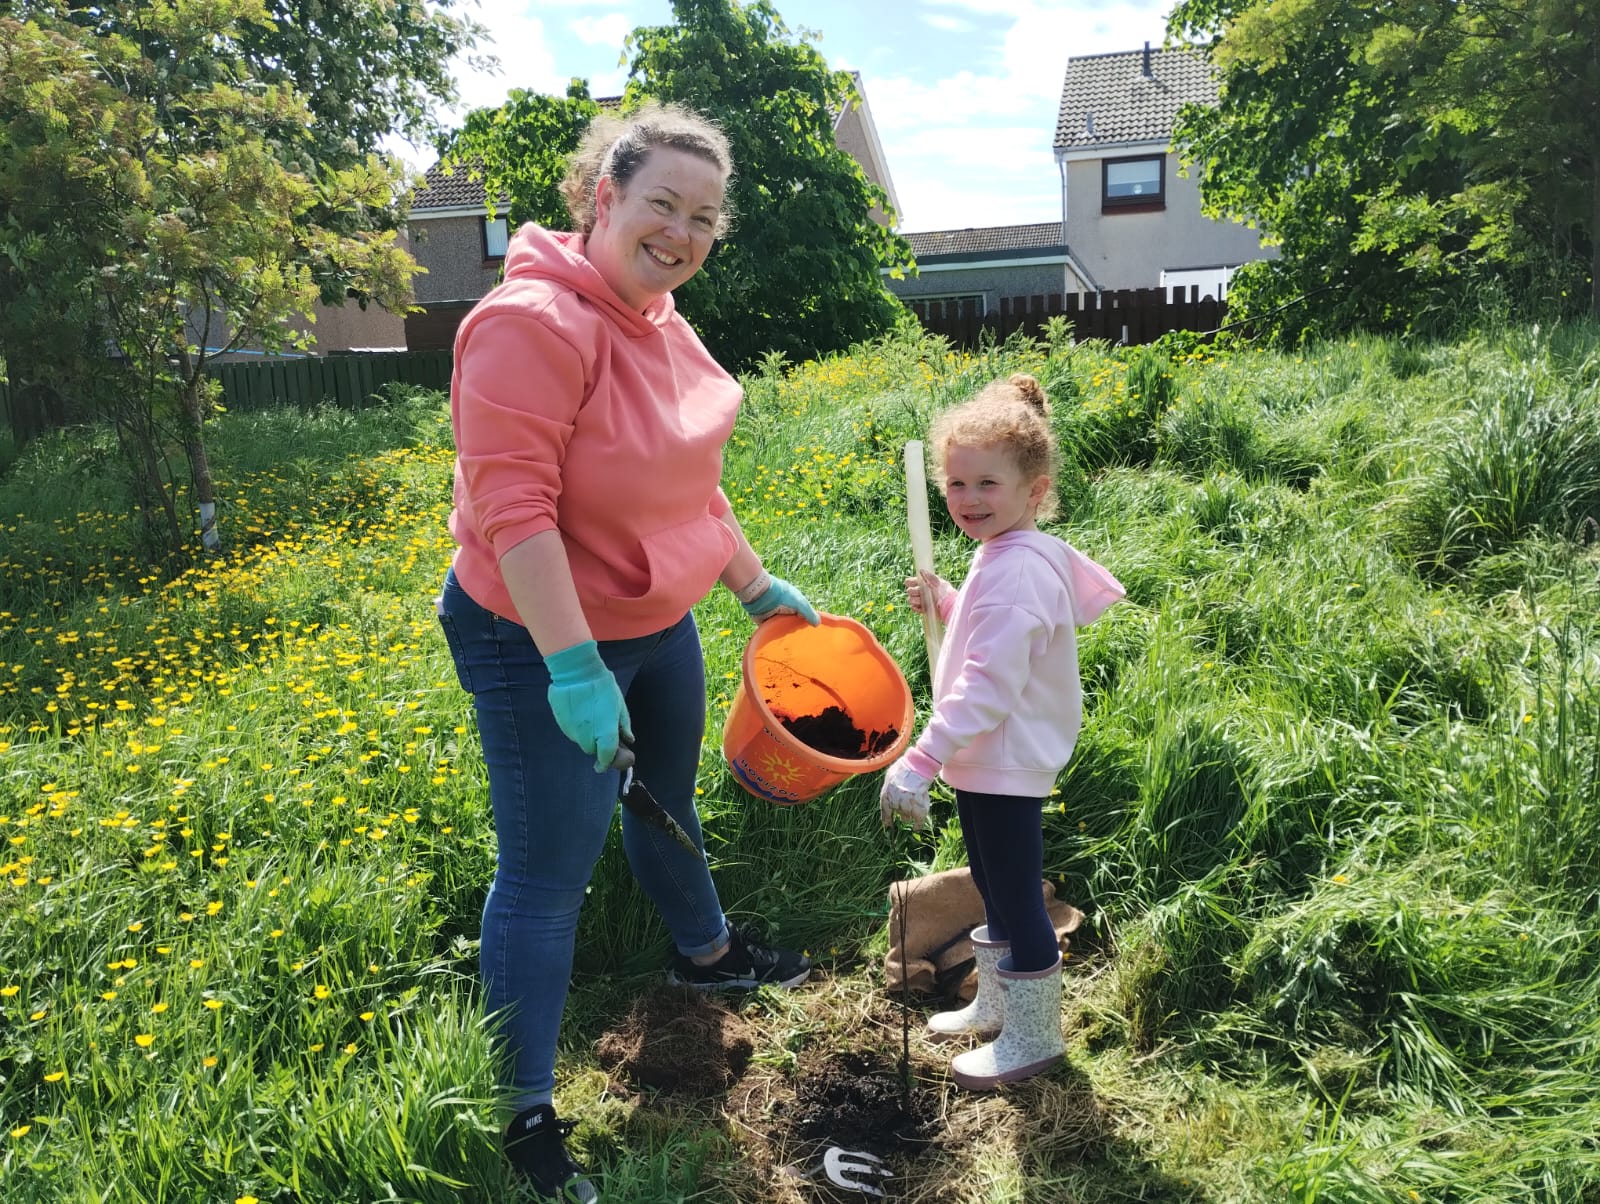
[778,705,899,760]
[776,1048,939,1149]
[595,985,757,1096]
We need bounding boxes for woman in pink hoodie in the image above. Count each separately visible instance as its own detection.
[881,373,1124,1092]
[436,102,814,1200]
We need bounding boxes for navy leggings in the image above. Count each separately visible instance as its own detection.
[957,790,1058,972]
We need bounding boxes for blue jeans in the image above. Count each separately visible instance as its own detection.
[435,569,730,1109]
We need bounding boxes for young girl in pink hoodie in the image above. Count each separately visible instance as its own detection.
[881,372,1124,1090]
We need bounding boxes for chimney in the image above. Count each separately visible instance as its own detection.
[1142,41,1152,76]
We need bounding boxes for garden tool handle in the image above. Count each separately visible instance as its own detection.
[904,440,944,676]
[610,743,635,792]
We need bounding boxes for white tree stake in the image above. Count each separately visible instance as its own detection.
[904,440,943,677]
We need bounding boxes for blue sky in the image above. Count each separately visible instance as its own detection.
[414,0,1176,233]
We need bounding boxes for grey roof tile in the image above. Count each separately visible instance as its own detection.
[1054,46,1216,151]
[409,159,504,212]
[905,222,1065,259]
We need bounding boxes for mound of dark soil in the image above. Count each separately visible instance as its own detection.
[779,1049,939,1150]
[595,985,757,1096]
[779,705,899,759]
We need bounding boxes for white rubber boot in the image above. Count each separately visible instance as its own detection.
[949,954,1064,1090]
[926,925,1008,1039]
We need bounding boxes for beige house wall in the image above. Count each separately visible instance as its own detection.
[833,101,893,227]
[1065,152,1274,291]
[410,214,503,304]
[197,297,410,360]
[305,298,407,352]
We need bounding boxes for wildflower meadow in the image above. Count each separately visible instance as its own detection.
[2,319,1598,1202]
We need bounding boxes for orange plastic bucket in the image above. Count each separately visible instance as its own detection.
[722,613,914,805]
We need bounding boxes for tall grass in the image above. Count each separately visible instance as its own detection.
[1,321,1598,1201]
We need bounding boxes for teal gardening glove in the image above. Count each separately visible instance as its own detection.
[545,640,633,772]
[738,570,820,625]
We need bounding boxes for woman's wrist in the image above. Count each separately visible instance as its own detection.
[730,568,771,604]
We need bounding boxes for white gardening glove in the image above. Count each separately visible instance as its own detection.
[879,756,933,829]
[903,570,954,619]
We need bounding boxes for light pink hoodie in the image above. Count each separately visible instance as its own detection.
[904,530,1124,797]
[448,223,741,640]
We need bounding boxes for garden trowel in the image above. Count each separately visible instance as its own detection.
[611,744,703,859]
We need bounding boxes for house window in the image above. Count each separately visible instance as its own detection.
[483,216,510,259]
[1102,156,1165,211]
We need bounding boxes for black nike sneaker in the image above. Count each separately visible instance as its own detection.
[503,1103,597,1202]
[666,924,811,990]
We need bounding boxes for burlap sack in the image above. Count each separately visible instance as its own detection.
[883,866,1083,1002]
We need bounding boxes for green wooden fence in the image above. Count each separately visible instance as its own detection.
[209,350,453,412]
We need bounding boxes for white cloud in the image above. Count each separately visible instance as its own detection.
[888,119,1061,230]
[921,12,974,33]
[866,71,1037,135]
[570,13,632,49]
[453,0,564,109]
[566,14,634,99]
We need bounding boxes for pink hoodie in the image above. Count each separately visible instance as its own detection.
[448,223,741,640]
[904,530,1124,797]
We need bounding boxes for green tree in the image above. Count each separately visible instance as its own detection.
[241,0,483,163]
[626,0,913,368]
[0,2,417,555]
[439,80,600,232]
[1169,0,1598,341]
[4,0,479,304]
[234,0,485,305]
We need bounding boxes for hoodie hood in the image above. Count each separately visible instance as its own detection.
[499,223,673,339]
[979,530,1125,626]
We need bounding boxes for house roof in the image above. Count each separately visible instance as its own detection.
[409,159,504,213]
[1053,45,1216,152]
[410,94,620,214]
[904,222,1065,263]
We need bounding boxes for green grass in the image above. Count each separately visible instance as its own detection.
[2,320,1598,1201]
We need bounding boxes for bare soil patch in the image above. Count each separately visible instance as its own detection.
[595,984,758,1096]
[779,1047,940,1149]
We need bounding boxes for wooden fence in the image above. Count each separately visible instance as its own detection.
[910,287,1226,349]
[4,288,1221,435]
[209,349,454,412]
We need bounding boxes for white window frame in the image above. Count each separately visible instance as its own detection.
[483,216,510,259]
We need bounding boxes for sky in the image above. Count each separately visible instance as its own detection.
[405,0,1176,233]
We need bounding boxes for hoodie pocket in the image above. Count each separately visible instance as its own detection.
[601,514,736,622]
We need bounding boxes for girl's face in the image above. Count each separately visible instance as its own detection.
[941,441,1050,542]
[588,147,725,311]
